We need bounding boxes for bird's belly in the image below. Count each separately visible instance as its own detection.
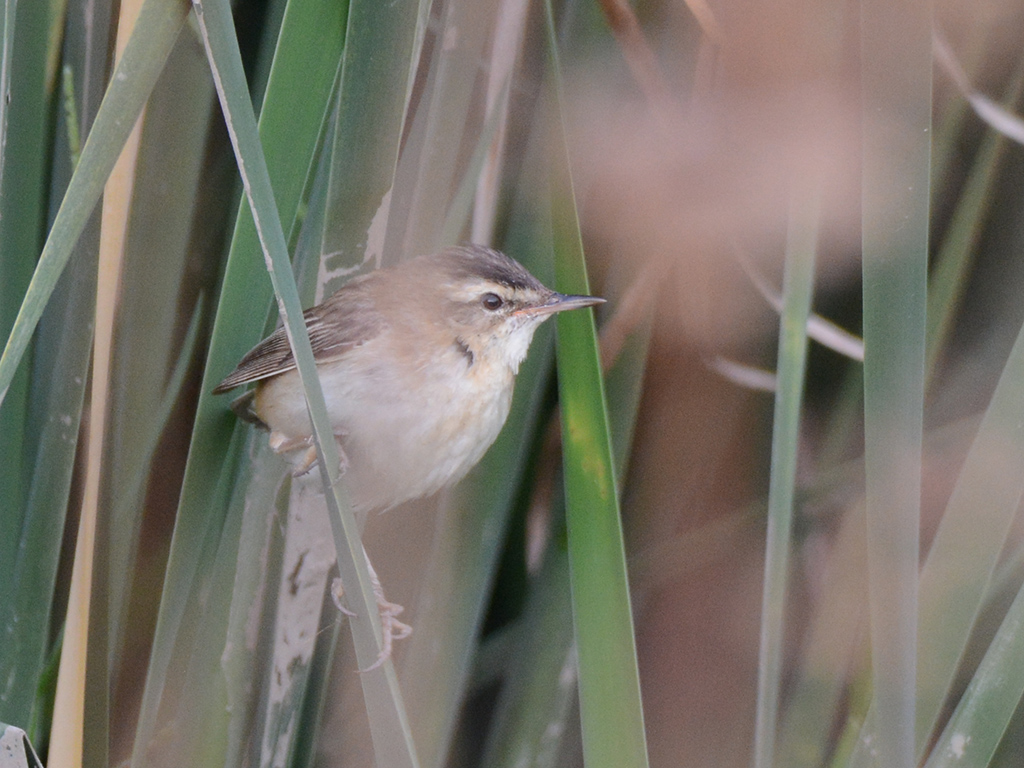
[254,354,514,511]
[339,359,514,511]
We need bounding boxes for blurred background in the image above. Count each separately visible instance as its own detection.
[4,0,1024,766]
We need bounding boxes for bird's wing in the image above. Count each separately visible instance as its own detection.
[213,280,385,394]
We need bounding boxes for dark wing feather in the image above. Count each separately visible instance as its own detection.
[213,280,384,394]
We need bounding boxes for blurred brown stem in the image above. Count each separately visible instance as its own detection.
[596,0,722,114]
[596,0,675,108]
[598,259,661,371]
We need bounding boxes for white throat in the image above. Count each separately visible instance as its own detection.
[499,320,543,373]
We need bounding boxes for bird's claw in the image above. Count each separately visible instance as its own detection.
[285,436,349,478]
[330,573,412,673]
[331,577,358,617]
[361,598,412,673]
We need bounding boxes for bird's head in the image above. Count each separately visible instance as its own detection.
[414,246,604,372]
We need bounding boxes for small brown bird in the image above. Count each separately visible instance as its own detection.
[214,245,604,513]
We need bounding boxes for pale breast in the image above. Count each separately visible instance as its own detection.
[337,340,515,511]
[254,333,517,512]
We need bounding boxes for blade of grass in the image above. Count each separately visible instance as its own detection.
[479,255,653,768]
[471,0,528,246]
[438,77,511,247]
[220,453,289,768]
[471,0,529,245]
[163,448,259,767]
[0,0,60,652]
[105,35,217,699]
[386,0,495,256]
[192,2,419,765]
[752,186,819,768]
[925,59,1024,384]
[551,182,648,768]
[318,0,424,278]
[0,0,188,408]
[47,448,101,768]
[922,576,1024,768]
[8,0,112,742]
[0,724,43,768]
[131,0,345,756]
[244,94,340,768]
[51,3,151,762]
[929,12,1000,191]
[286,574,344,768]
[851,1,932,766]
[0,0,16,191]
[0,0,89,727]
[5,231,98,738]
[545,1,649,765]
[481,66,655,757]
[479,541,577,768]
[50,0,148,757]
[913,277,1024,751]
[775,500,868,768]
[248,482,333,767]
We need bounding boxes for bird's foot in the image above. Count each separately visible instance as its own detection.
[330,560,412,673]
[331,577,358,617]
[292,445,318,477]
[269,433,348,477]
[364,590,412,673]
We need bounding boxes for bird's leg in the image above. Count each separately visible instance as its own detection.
[292,445,319,476]
[331,546,412,672]
[335,435,350,474]
[270,432,349,477]
[269,431,312,454]
[330,578,357,617]
[311,436,350,478]
[364,554,412,672]
[266,430,318,477]
[229,390,268,428]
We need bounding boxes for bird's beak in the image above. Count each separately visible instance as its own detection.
[515,293,606,319]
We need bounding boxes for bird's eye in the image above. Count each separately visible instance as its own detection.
[481,292,503,311]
